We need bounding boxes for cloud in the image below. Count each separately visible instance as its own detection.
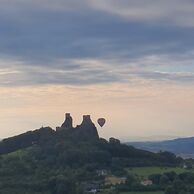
[89,0,194,27]
[0,1,194,87]
[2,0,194,28]
[0,0,88,12]
[1,52,194,87]
[0,9,193,62]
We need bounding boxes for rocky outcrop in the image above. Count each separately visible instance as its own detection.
[57,114,99,142]
[0,112,100,154]
[76,115,99,141]
[61,113,73,129]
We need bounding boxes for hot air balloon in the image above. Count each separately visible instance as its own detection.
[97,118,106,127]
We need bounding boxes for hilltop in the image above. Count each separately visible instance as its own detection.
[0,114,185,194]
[0,113,99,154]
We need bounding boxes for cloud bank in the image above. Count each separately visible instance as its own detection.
[0,0,194,86]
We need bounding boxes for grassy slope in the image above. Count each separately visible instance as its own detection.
[120,192,164,194]
[100,192,164,194]
[127,166,192,179]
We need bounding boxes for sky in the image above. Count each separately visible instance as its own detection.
[1,0,194,141]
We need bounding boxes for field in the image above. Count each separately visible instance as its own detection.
[100,192,164,194]
[127,166,192,179]
[2,149,28,159]
[120,192,164,194]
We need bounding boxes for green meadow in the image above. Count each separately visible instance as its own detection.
[100,192,164,194]
[127,166,192,179]
[120,192,164,194]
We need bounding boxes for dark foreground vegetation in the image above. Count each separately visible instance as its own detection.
[0,115,193,194]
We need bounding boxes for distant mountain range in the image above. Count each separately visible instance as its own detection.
[127,137,194,158]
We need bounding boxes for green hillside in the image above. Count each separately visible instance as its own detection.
[0,116,190,194]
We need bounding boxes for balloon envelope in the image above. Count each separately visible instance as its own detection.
[97,118,106,127]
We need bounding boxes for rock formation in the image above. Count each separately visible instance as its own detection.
[61,113,73,129]
[76,115,99,141]
[57,113,99,141]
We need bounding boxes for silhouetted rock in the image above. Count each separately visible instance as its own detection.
[0,113,100,154]
[56,113,99,142]
[61,113,73,129]
[76,115,99,141]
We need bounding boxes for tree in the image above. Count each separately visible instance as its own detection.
[149,174,161,185]
[160,175,170,186]
[126,174,136,187]
[165,186,176,194]
[179,190,188,194]
[173,179,186,193]
[164,171,177,182]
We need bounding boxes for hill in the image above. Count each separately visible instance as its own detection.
[0,113,184,194]
[127,137,194,158]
